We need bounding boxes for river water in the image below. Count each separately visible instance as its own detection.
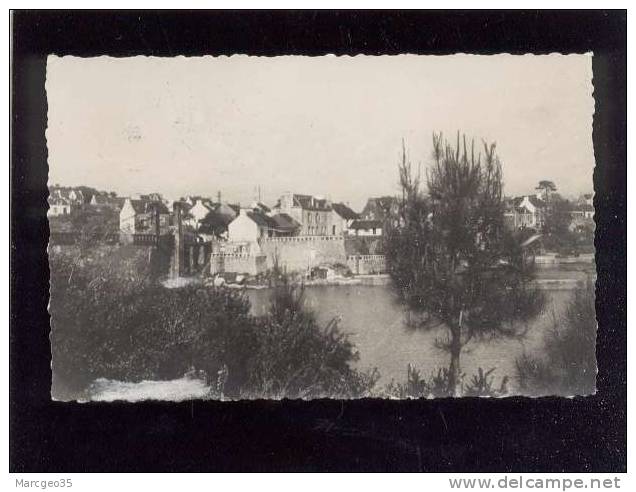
[72,265,593,400]
[247,281,577,393]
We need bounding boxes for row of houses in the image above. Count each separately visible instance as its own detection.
[50,183,594,277]
[48,186,125,217]
[222,192,401,245]
[48,182,399,238]
[110,191,392,276]
[48,187,86,216]
[504,192,594,232]
[50,183,594,241]
[118,192,389,241]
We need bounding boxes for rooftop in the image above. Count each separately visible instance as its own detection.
[332,202,359,220]
[350,219,384,230]
[128,199,170,215]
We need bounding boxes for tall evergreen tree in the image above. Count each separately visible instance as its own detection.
[386,133,545,396]
[536,180,557,203]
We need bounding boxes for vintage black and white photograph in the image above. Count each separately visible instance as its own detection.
[45,54,597,401]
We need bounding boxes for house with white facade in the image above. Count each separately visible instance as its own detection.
[505,195,547,230]
[188,199,215,224]
[48,197,72,217]
[49,186,86,206]
[228,209,272,244]
[90,193,126,210]
[227,208,300,246]
[119,198,171,235]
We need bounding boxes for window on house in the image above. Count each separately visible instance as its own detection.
[332,225,336,235]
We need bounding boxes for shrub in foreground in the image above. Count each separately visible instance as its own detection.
[49,253,378,399]
[516,280,597,396]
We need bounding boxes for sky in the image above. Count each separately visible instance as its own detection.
[46,54,594,211]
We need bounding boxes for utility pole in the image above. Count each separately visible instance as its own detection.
[171,202,184,278]
[154,204,161,241]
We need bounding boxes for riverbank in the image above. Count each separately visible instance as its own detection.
[162,273,393,289]
[164,270,594,290]
[300,274,391,287]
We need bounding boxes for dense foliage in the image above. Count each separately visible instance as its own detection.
[49,247,378,400]
[540,193,594,255]
[516,280,597,396]
[247,279,380,398]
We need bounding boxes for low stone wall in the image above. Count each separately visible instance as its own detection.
[120,233,159,246]
[347,255,386,275]
[209,253,267,276]
[260,236,347,273]
[50,231,120,245]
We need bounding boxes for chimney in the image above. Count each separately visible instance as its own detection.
[217,191,221,203]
